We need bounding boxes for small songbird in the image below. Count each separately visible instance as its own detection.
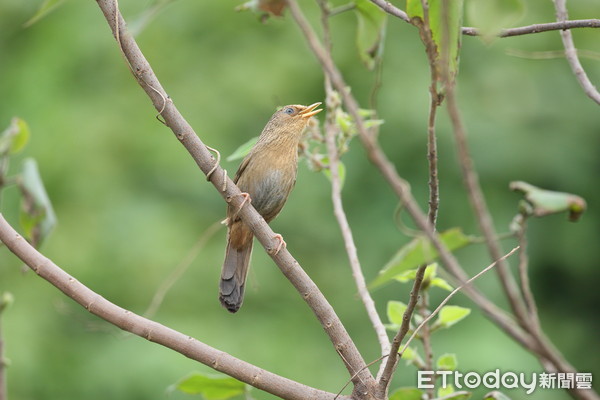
[219,102,323,313]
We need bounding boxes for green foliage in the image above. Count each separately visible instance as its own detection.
[173,372,246,399]
[439,387,472,400]
[386,300,408,327]
[389,387,424,400]
[436,353,458,371]
[0,292,14,313]
[226,136,258,162]
[19,158,57,247]
[510,181,586,222]
[0,117,30,155]
[354,0,387,70]
[435,305,471,329]
[407,0,464,79]
[393,263,453,292]
[484,391,512,400]
[371,228,474,289]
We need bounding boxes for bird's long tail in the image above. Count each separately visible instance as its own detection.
[219,234,253,313]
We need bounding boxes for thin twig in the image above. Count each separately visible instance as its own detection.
[515,215,540,333]
[465,19,600,38]
[0,306,6,400]
[366,1,600,38]
[553,0,600,105]
[143,221,222,318]
[417,292,434,399]
[95,0,375,388]
[286,0,536,367]
[377,264,427,396]
[318,0,390,370]
[0,215,340,400]
[399,247,520,355]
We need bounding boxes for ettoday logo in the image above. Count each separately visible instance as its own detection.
[417,370,593,394]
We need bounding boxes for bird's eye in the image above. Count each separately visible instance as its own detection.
[284,107,295,115]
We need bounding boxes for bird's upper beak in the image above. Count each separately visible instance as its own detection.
[299,102,323,119]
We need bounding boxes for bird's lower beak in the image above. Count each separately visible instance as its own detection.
[299,102,323,119]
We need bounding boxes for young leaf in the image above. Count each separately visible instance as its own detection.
[226,136,258,162]
[387,300,408,326]
[174,372,245,399]
[24,0,66,27]
[0,117,30,154]
[389,387,424,400]
[439,389,472,400]
[436,353,457,370]
[430,277,453,291]
[484,391,512,400]
[370,228,474,289]
[19,158,57,247]
[354,0,387,70]
[510,181,586,222]
[322,160,346,189]
[436,305,471,328]
[438,384,455,398]
[0,292,15,313]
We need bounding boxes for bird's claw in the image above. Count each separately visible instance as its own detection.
[269,234,287,255]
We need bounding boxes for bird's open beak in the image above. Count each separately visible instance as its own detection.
[299,102,323,119]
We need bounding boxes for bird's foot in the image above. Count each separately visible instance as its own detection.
[268,234,287,255]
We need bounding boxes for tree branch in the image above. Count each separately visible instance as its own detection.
[553,0,600,105]
[286,0,536,360]
[318,0,390,376]
[93,0,375,391]
[367,1,600,38]
[0,214,340,400]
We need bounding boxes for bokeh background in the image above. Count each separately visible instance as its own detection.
[0,1,598,399]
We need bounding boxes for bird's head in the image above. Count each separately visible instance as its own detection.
[266,102,323,134]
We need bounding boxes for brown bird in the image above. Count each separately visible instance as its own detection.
[219,102,323,313]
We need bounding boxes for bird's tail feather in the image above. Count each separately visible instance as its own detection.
[219,238,253,313]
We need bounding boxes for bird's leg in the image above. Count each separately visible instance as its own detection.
[269,234,287,255]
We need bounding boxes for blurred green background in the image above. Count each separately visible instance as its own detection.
[0,1,598,399]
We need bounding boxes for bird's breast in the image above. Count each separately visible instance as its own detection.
[236,149,298,222]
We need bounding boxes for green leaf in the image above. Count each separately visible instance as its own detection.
[387,300,407,326]
[439,389,472,400]
[322,160,346,189]
[24,0,66,27]
[19,158,57,247]
[226,137,258,162]
[437,353,457,370]
[389,387,424,400]
[430,277,453,291]
[484,391,512,400]
[467,0,525,40]
[0,117,30,154]
[510,181,586,222]
[174,372,245,399]
[370,228,474,289]
[407,0,464,80]
[354,0,387,70]
[438,384,455,398]
[436,305,471,328]
[0,292,14,313]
